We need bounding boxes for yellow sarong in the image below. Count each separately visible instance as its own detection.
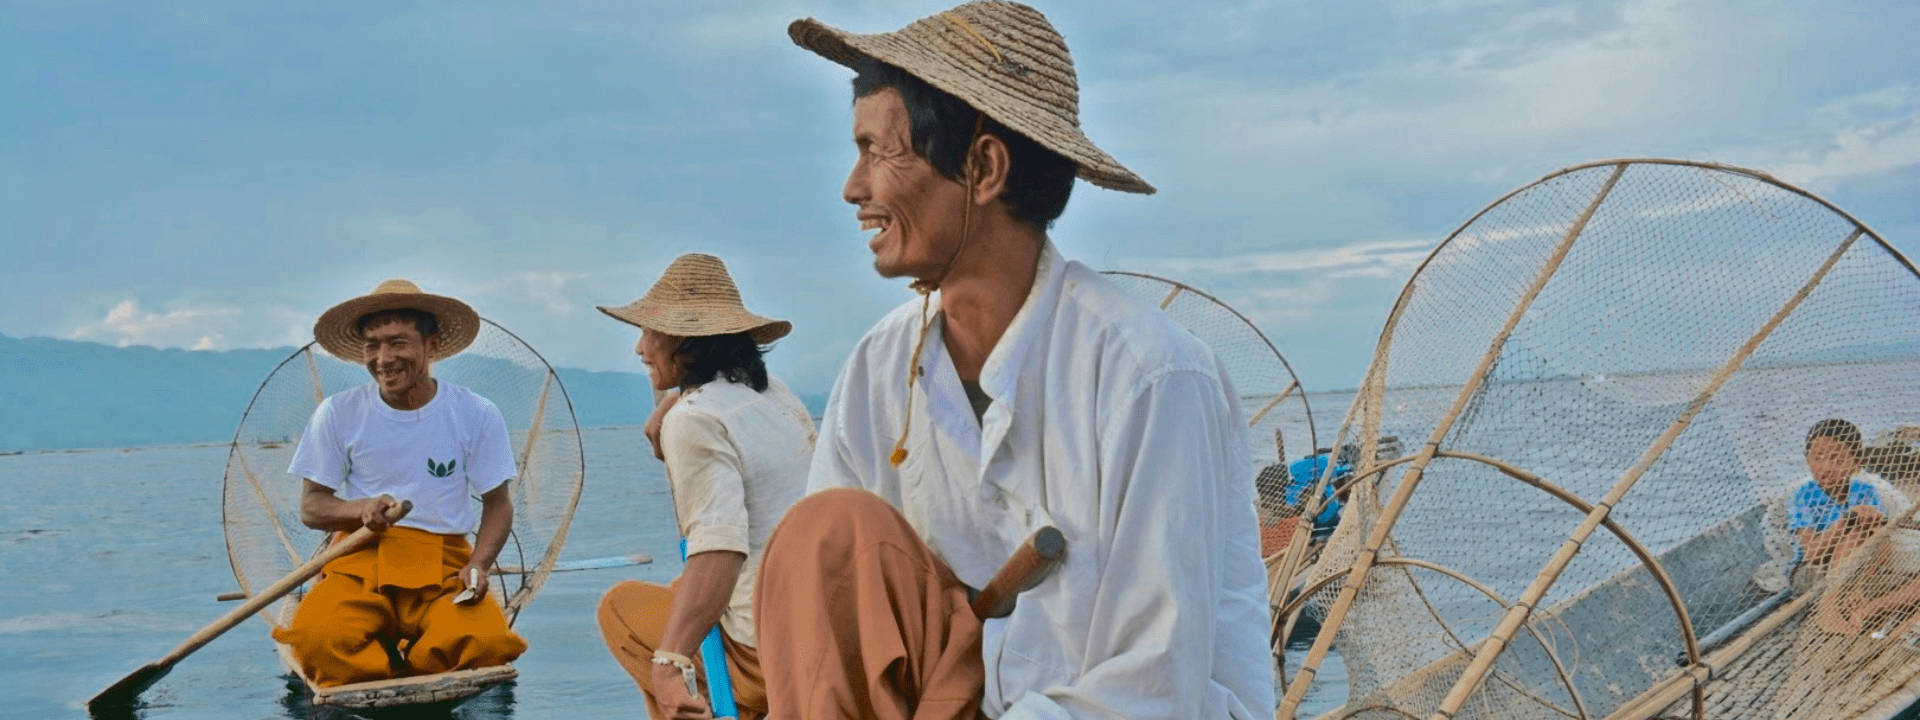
[272,526,528,687]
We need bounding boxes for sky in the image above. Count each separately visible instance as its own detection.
[4,0,1917,395]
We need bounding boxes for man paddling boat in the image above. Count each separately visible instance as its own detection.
[272,279,528,686]
[755,3,1276,718]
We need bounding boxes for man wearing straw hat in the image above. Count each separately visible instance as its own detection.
[273,279,528,686]
[757,2,1275,719]
[594,254,814,720]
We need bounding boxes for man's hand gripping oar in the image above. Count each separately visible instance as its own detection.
[88,498,413,713]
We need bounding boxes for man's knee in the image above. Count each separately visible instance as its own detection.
[597,581,672,642]
[773,488,910,547]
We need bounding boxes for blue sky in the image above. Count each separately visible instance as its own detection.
[4,0,1917,394]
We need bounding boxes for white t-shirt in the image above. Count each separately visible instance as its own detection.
[289,380,517,536]
[660,376,813,646]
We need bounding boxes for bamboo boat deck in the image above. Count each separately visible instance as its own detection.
[1654,602,1920,720]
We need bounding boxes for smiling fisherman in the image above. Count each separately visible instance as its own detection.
[273,279,527,686]
[753,2,1275,718]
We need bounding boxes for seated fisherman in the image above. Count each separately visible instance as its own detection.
[756,3,1275,717]
[1794,419,1920,634]
[595,254,814,720]
[1791,419,1906,570]
[273,279,528,686]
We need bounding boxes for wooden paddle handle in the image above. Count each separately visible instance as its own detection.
[161,499,412,664]
[91,499,412,708]
[971,526,1066,620]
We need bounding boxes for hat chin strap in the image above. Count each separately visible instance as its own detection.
[892,114,987,467]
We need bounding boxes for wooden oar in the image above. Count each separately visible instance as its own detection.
[89,499,412,711]
[972,526,1066,620]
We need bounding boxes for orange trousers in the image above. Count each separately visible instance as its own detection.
[596,581,769,720]
[753,488,985,720]
[272,526,528,687]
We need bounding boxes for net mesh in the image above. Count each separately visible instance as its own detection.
[222,318,586,628]
[1282,160,1920,719]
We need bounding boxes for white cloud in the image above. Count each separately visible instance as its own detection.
[1765,108,1920,190]
[66,299,307,351]
[1148,239,1433,278]
[1097,0,1918,203]
[68,300,239,349]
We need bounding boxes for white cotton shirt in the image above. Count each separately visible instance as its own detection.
[810,243,1277,720]
[288,381,517,536]
[661,375,814,647]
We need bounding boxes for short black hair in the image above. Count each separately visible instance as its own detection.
[1807,418,1863,456]
[851,58,1077,230]
[358,308,439,338]
[675,332,770,393]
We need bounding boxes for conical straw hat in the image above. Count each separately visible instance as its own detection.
[790,0,1154,195]
[313,279,481,363]
[598,254,792,344]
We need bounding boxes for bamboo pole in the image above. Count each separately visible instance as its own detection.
[1604,592,1819,720]
[1273,556,1587,719]
[1248,381,1300,428]
[1159,284,1182,310]
[1277,162,1629,718]
[1429,228,1864,720]
[304,347,325,406]
[505,370,559,617]
[237,450,305,574]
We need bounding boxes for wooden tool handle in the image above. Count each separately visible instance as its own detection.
[90,499,411,709]
[971,526,1066,620]
[173,499,413,660]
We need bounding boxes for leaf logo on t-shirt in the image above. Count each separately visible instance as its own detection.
[427,457,457,478]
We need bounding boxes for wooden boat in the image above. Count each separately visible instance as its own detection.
[1276,159,1920,719]
[221,318,586,710]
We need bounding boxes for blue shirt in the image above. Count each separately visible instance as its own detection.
[1787,477,1885,563]
[1788,477,1883,532]
[1287,456,1344,525]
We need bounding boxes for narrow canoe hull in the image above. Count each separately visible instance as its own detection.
[275,642,516,709]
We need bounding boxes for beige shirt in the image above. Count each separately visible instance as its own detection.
[661,375,814,646]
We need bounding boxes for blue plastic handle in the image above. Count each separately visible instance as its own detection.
[681,538,738,718]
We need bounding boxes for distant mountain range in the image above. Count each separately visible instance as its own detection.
[0,334,825,452]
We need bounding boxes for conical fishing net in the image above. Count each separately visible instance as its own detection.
[222,318,585,629]
[1279,160,1920,720]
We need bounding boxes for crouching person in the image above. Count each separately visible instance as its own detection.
[273,279,528,686]
[595,254,814,720]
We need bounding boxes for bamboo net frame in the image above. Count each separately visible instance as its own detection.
[1282,159,1920,720]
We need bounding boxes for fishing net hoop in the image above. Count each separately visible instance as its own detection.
[1280,158,1920,720]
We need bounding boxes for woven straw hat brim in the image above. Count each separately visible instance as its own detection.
[596,303,791,345]
[790,1,1155,195]
[314,282,481,364]
[599,253,792,345]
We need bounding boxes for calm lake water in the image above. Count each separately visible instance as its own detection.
[1,417,1351,720]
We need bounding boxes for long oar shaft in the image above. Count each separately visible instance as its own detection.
[89,500,411,711]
